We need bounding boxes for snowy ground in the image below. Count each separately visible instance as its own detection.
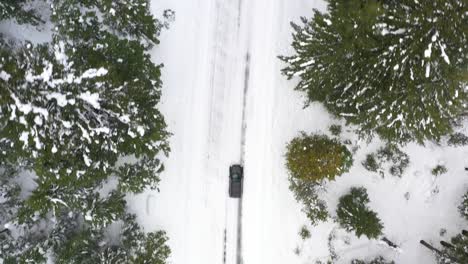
[128,1,468,264]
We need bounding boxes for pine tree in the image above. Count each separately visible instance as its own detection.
[285,132,353,182]
[1,1,172,262]
[121,214,171,264]
[0,0,170,222]
[280,0,468,143]
[336,187,383,239]
[54,214,170,264]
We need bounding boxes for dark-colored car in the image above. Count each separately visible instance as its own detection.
[229,164,243,198]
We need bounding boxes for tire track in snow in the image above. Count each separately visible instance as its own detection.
[237,52,250,264]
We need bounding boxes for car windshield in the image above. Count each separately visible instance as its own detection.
[231,173,239,180]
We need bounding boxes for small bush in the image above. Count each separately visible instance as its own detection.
[439,228,447,237]
[377,144,409,177]
[289,177,328,226]
[286,132,353,182]
[329,124,342,136]
[431,165,447,176]
[447,132,468,146]
[362,154,379,172]
[459,190,468,221]
[299,225,311,240]
[351,256,395,264]
[336,187,383,239]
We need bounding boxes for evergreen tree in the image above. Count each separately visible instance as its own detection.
[0,1,172,262]
[280,0,468,143]
[285,132,353,182]
[336,187,383,239]
[0,0,170,222]
[55,214,170,264]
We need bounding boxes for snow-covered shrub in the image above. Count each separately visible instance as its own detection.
[431,165,448,176]
[286,132,353,182]
[336,187,383,239]
[351,256,394,264]
[280,0,467,143]
[299,225,311,240]
[289,177,328,226]
[447,132,468,147]
[329,124,342,136]
[377,144,410,177]
[362,153,379,172]
[459,190,468,221]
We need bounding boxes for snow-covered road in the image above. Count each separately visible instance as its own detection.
[127,1,327,263]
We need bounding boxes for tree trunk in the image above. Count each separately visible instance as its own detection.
[420,240,443,255]
[440,240,454,248]
[382,237,398,248]
[420,240,459,263]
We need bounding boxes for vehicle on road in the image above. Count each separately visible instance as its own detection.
[229,165,243,198]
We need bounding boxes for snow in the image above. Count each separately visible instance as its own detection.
[83,154,92,167]
[125,1,467,264]
[78,91,101,109]
[19,132,29,148]
[438,41,451,64]
[424,43,433,58]
[81,67,108,79]
[46,92,69,107]
[425,63,431,78]
[127,130,137,139]
[0,70,11,81]
[136,126,145,136]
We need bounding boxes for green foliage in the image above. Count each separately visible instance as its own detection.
[329,124,342,136]
[437,231,468,264]
[376,144,409,177]
[447,132,468,146]
[286,132,353,182]
[289,177,328,226]
[50,0,173,45]
[299,225,311,240]
[54,214,170,264]
[336,187,383,239]
[0,0,42,24]
[0,1,172,262]
[362,153,379,172]
[280,0,468,143]
[351,256,395,264]
[431,165,448,176]
[0,0,170,224]
[459,190,468,221]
